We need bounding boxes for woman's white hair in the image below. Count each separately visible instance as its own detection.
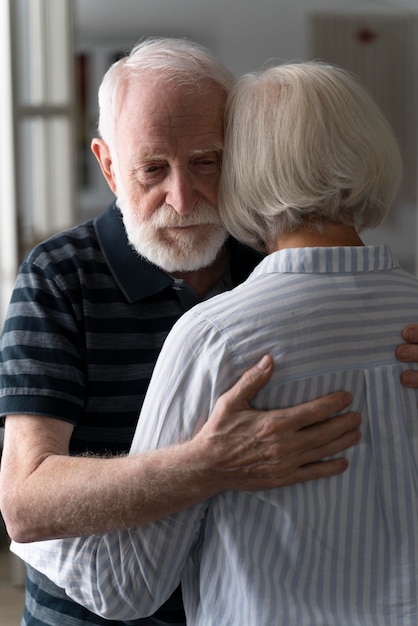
[219,61,403,252]
[97,37,235,151]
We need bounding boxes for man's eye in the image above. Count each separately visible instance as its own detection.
[144,165,164,174]
[192,158,221,174]
[139,164,167,182]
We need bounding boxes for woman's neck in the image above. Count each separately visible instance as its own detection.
[267,222,364,253]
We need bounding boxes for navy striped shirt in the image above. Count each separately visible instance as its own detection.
[1,201,262,626]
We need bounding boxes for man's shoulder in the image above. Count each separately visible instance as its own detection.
[22,219,102,273]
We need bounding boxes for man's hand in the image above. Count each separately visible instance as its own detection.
[199,355,361,491]
[397,324,418,388]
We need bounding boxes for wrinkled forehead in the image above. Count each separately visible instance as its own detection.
[116,74,226,138]
[130,70,223,100]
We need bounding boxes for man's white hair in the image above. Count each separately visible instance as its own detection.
[97,37,235,153]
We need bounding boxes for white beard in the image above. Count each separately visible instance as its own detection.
[117,197,228,273]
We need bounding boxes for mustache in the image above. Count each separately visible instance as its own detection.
[150,202,221,228]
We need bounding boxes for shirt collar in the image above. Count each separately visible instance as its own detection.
[94,202,174,302]
[251,245,399,279]
[95,202,264,303]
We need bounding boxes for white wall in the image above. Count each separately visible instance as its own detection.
[74,0,418,274]
[75,0,418,74]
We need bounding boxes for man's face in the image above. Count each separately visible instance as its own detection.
[94,77,228,273]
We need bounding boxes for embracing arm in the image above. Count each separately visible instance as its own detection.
[6,354,360,621]
[0,356,360,542]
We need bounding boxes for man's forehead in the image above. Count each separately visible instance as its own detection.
[120,75,226,120]
[136,144,223,163]
[115,76,225,159]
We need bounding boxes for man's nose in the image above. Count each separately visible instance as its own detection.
[165,168,198,215]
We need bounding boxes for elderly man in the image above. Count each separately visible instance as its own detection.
[1,40,417,626]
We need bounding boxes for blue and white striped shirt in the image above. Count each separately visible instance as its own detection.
[13,245,418,625]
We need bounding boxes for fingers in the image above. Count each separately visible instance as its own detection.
[301,391,354,424]
[401,324,418,344]
[298,412,361,465]
[256,409,361,470]
[397,324,418,362]
[231,413,361,491]
[218,355,275,410]
[214,356,352,424]
[396,326,418,387]
[262,390,353,433]
[203,367,360,492]
[400,370,418,388]
[396,343,418,363]
[290,458,350,484]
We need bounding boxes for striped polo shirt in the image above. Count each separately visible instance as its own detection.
[1,201,262,626]
[0,202,262,455]
[14,244,418,625]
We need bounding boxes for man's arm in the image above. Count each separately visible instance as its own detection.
[8,354,361,622]
[397,324,418,387]
[0,355,361,542]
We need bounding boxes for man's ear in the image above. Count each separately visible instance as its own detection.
[91,138,117,194]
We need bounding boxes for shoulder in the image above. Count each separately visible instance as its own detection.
[23,220,100,273]
[16,220,113,298]
[164,286,246,360]
[10,220,113,312]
